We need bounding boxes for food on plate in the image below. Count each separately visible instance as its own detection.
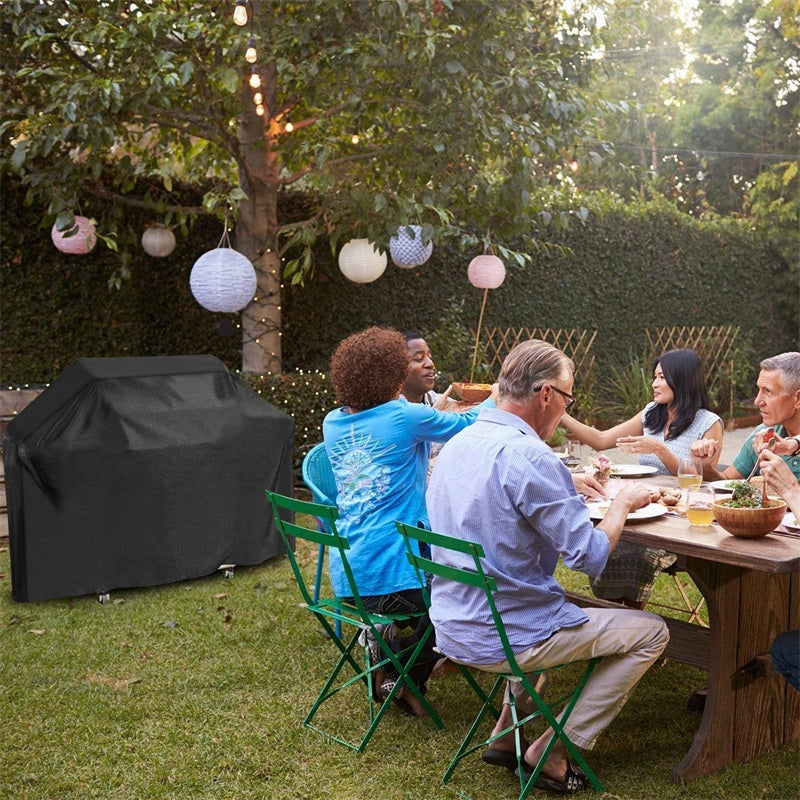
[647,486,682,507]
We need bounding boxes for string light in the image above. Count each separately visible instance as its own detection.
[245,36,257,64]
[351,132,360,145]
[253,92,263,105]
[284,116,294,133]
[233,0,248,26]
[256,104,265,116]
[249,66,261,89]
[568,148,579,172]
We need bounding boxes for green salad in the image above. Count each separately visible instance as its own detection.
[722,481,762,508]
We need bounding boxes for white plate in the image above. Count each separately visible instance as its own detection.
[587,502,668,522]
[783,513,800,531]
[608,464,660,478]
[708,479,746,492]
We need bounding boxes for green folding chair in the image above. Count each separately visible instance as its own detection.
[265,490,444,752]
[395,521,605,799]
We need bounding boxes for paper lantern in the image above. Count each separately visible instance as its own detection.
[338,238,387,283]
[468,254,506,289]
[389,225,433,268]
[51,215,96,255]
[141,224,176,258]
[190,247,257,312]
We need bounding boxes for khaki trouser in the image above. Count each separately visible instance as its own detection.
[481,607,669,750]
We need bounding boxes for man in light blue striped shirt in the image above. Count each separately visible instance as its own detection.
[427,339,669,794]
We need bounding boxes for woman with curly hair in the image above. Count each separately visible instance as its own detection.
[323,326,495,713]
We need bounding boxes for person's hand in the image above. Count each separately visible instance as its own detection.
[616,435,658,455]
[754,428,796,457]
[572,472,605,501]
[760,449,800,497]
[611,482,651,513]
[691,438,721,464]
[432,385,455,411]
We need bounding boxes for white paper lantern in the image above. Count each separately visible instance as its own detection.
[389,225,433,268]
[190,247,257,312]
[468,254,506,289]
[51,215,96,255]
[141,224,176,258]
[338,238,387,283]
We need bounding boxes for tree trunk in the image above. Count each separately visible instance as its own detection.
[235,70,282,375]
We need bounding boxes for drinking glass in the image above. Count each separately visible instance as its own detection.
[687,485,715,527]
[677,456,703,490]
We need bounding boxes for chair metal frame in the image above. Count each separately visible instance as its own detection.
[265,490,444,752]
[396,520,605,799]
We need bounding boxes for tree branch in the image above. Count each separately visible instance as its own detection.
[85,184,211,215]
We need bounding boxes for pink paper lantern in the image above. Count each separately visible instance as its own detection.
[467,254,505,289]
[51,215,97,255]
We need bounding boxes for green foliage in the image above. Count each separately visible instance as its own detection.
[239,370,335,475]
[595,354,653,423]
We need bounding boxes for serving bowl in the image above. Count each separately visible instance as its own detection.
[451,382,492,402]
[712,498,787,539]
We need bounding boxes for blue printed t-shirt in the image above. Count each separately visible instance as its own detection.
[323,397,487,598]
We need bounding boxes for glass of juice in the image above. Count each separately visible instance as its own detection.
[687,485,715,527]
[678,456,703,490]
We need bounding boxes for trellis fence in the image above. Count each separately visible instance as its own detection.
[645,326,741,416]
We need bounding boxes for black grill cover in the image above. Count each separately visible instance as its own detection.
[3,356,294,601]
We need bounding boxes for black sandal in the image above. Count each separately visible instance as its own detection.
[515,759,588,795]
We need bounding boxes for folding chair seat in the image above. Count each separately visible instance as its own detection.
[396,521,605,799]
[265,490,444,752]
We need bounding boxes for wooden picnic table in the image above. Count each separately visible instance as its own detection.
[571,475,800,783]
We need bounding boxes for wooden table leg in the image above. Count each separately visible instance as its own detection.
[673,558,799,782]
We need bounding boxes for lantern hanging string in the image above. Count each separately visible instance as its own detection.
[469,236,494,384]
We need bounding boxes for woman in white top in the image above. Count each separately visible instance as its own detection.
[560,348,723,607]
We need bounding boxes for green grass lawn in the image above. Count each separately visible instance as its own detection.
[1,529,797,800]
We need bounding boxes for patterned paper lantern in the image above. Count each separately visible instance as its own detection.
[141,224,176,258]
[190,247,257,312]
[467,254,506,289]
[51,215,96,255]
[389,225,433,268]
[338,238,387,283]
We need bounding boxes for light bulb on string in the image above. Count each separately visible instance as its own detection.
[256,104,265,116]
[351,132,360,145]
[284,116,294,133]
[233,0,248,26]
[568,148,578,172]
[253,92,263,105]
[249,66,261,88]
[245,36,257,64]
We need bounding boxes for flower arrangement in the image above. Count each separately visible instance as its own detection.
[591,455,612,484]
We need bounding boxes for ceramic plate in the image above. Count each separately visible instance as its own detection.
[782,513,800,531]
[608,464,660,478]
[708,479,746,492]
[587,502,668,522]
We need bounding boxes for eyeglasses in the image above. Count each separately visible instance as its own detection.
[535,383,576,410]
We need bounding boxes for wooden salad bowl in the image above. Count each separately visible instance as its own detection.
[712,498,787,538]
[451,382,492,402]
